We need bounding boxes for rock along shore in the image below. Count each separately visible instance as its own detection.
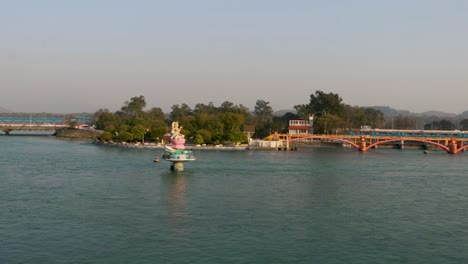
[93,141,249,151]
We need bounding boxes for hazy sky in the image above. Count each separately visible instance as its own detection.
[1,0,467,114]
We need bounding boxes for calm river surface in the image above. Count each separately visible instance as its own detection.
[1,136,468,263]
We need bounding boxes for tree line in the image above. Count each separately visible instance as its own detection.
[93,96,276,144]
[92,91,468,144]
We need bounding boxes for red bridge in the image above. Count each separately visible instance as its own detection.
[266,134,468,154]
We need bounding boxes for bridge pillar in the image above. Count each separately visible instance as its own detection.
[449,139,458,154]
[360,136,367,152]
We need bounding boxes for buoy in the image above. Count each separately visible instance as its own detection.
[424,150,429,154]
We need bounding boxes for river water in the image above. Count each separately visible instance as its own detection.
[1,136,468,263]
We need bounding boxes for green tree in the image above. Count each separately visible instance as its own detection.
[460,119,468,130]
[100,131,113,142]
[342,105,366,131]
[119,125,131,133]
[423,122,434,130]
[196,129,212,144]
[199,116,224,141]
[390,115,416,129]
[364,108,384,128]
[94,109,118,130]
[314,114,346,134]
[119,131,134,142]
[146,107,165,121]
[237,104,252,123]
[170,103,192,122]
[226,130,246,144]
[190,101,251,143]
[294,104,311,120]
[339,106,384,131]
[104,125,116,133]
[439,119,454,130]
[131,125,146,142]
[194,134,204,144]
[193,102,217,115]
[128,117,145,127]
[146,119,168,142]
[121,96,146,118]
[295,90,344,118]
[254,99,273,138]
[221,112,245,142]
[272,112,298,133]
[220,101,236,112]
[254,99,273,124]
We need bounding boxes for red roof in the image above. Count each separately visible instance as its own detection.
[288,126,310,130]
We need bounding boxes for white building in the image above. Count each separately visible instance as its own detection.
[288,116,313,135]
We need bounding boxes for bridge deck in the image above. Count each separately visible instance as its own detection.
[0,123,68,131]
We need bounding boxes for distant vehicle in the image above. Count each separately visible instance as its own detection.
[360,125,371,131]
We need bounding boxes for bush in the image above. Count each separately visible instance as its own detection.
[100,131,113,142]
[194,134,204,144]
[119,131,134,142]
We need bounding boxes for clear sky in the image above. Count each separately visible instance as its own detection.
[1,0,467,114]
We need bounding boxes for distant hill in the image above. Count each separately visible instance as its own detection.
[273,109,297,117]
[459,111,468,118]
[367,106,463,119]
[418,111,456,118]
[366,106,411,118]
[271,106,468,120]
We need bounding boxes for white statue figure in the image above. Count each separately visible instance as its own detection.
[171,121,183,137]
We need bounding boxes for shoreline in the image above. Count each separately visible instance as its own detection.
[93,141,249,151]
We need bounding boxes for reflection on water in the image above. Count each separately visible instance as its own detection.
[2,136,468,263]
[161,172,188,235]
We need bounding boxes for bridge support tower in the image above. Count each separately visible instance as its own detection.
[360,136,367,152]
[449,139,458,154]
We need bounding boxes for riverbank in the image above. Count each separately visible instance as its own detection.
[93,140,249,151]
[55,127,102,139]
